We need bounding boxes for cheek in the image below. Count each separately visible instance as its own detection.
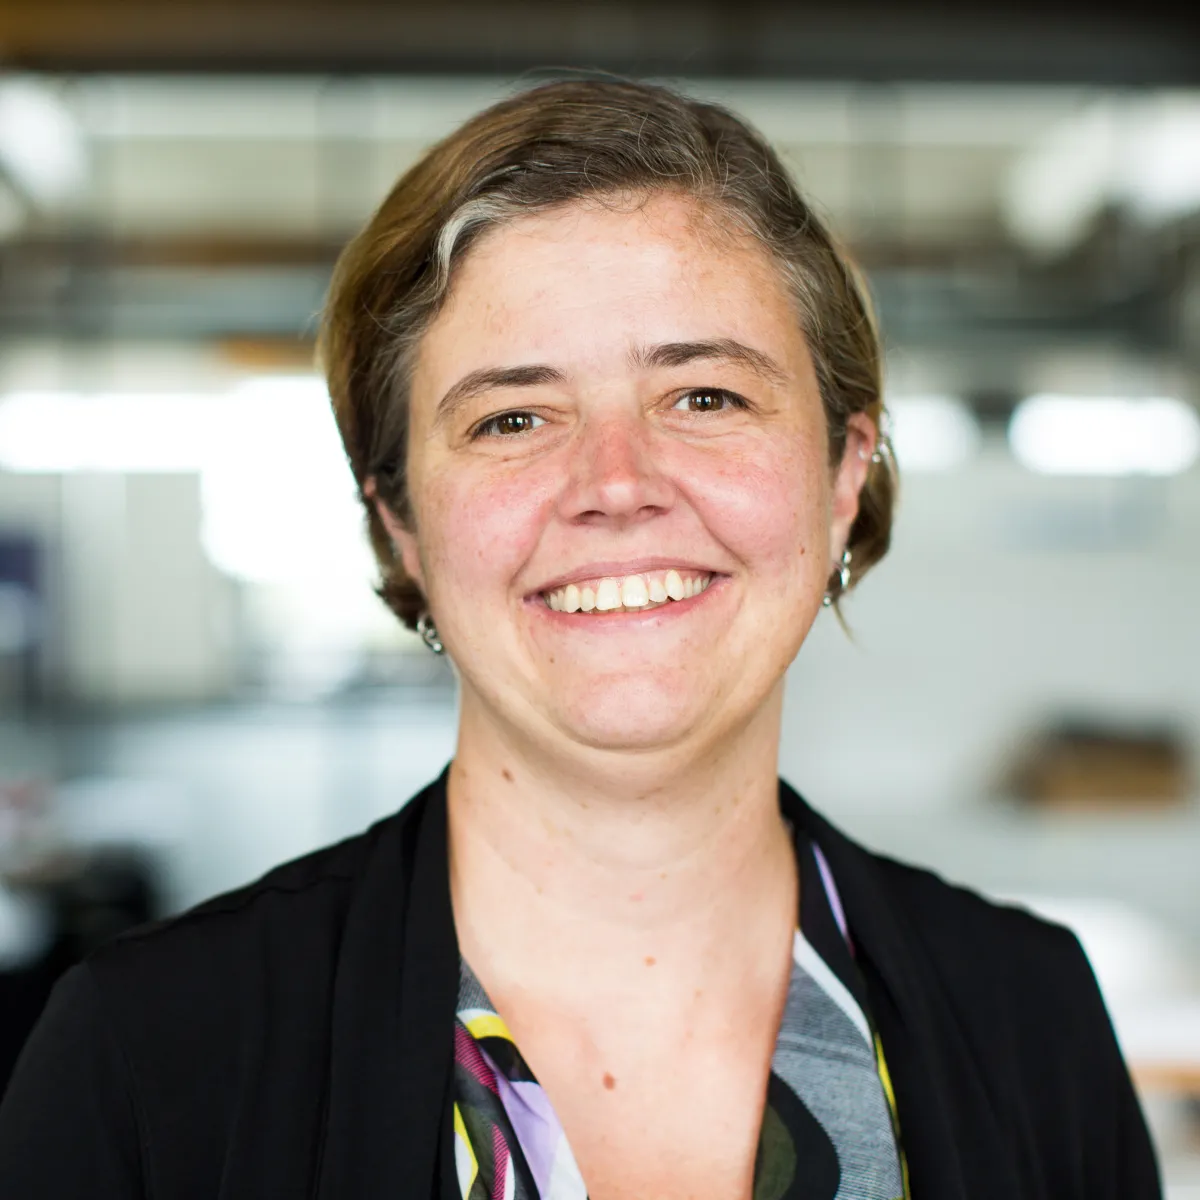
[419,460,555,597]
[686,437,830,580]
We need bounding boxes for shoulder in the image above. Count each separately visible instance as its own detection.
[74,782,437,1082]
[871,848,1084,975]
[831,835,1127,1099]
[784,780,1092,1003]
[866,849,1102,1026]
[786,781,1115,1065]
[0,781,443,1197]
[88,792,428,1005]
[855,848,1161,1193]
[91,810,388,982]
[799,798,1161,1194]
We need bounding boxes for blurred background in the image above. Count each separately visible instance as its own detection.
[0,0,1198,1189]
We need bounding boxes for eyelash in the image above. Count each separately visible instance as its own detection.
[674,388,751,416]
[470,411,545,439]
[469,388,751,440]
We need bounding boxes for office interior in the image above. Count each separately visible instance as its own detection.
[0,2,1198,1192]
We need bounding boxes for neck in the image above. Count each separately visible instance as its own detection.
[447,683,796,998]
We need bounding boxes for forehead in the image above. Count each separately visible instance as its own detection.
[414,192,805,380]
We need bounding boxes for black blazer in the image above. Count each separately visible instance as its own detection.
[0,768,1162,1199]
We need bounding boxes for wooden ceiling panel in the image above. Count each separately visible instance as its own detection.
[0,1,1195,84]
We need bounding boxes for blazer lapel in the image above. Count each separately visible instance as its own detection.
[316,770,458,1200]
[779,779,1021,1200]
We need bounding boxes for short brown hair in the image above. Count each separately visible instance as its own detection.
[319,78,897,630]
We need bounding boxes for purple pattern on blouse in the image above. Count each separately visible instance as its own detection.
[812,841,851,948]
[491,1073,565,1195]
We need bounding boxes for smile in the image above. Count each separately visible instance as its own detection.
[542,569,715,614]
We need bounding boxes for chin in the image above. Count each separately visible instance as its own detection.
[551,681,716,752]
[563,714,699,753]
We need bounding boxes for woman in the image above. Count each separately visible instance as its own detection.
[0,80,1160,1199]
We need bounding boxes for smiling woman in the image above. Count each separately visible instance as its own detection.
[0,80,1161,1200]
[320,80,895,637]
[360,187,883,764]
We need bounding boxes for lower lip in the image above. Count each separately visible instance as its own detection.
[528,576,727,627]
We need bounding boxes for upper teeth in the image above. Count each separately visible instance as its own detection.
[543,570,714,613]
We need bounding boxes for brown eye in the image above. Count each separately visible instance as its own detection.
[473,411,545,439]
[673,389,749,414]
[499,414,535,434]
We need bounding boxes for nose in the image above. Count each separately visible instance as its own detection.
[559,412,676,526]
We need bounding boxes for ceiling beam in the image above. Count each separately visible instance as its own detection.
[0,2,1196,85]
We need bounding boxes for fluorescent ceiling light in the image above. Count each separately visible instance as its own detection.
[0,390,220,472]
[0,376,373,585]
[198,375,370,584]
[1009,394,1200,476]
[0,376,338,475]
[886,395,981,471]
[0,77,87,204]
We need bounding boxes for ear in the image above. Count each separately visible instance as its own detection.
[829,412,877,556]
[363,475,427,594]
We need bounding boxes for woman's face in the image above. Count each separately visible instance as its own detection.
[376,193,874,756]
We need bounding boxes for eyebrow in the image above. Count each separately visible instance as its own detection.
[434,364,567,428]
[629,338,790,388]
[432,337,788,428]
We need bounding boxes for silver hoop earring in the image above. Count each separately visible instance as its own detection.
[416,611,444,655]
[822,547,853,608]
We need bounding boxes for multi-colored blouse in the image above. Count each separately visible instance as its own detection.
[451,833,909,1200]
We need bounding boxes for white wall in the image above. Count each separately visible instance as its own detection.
[779,443,1200,942]
[783,443,1200,813]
